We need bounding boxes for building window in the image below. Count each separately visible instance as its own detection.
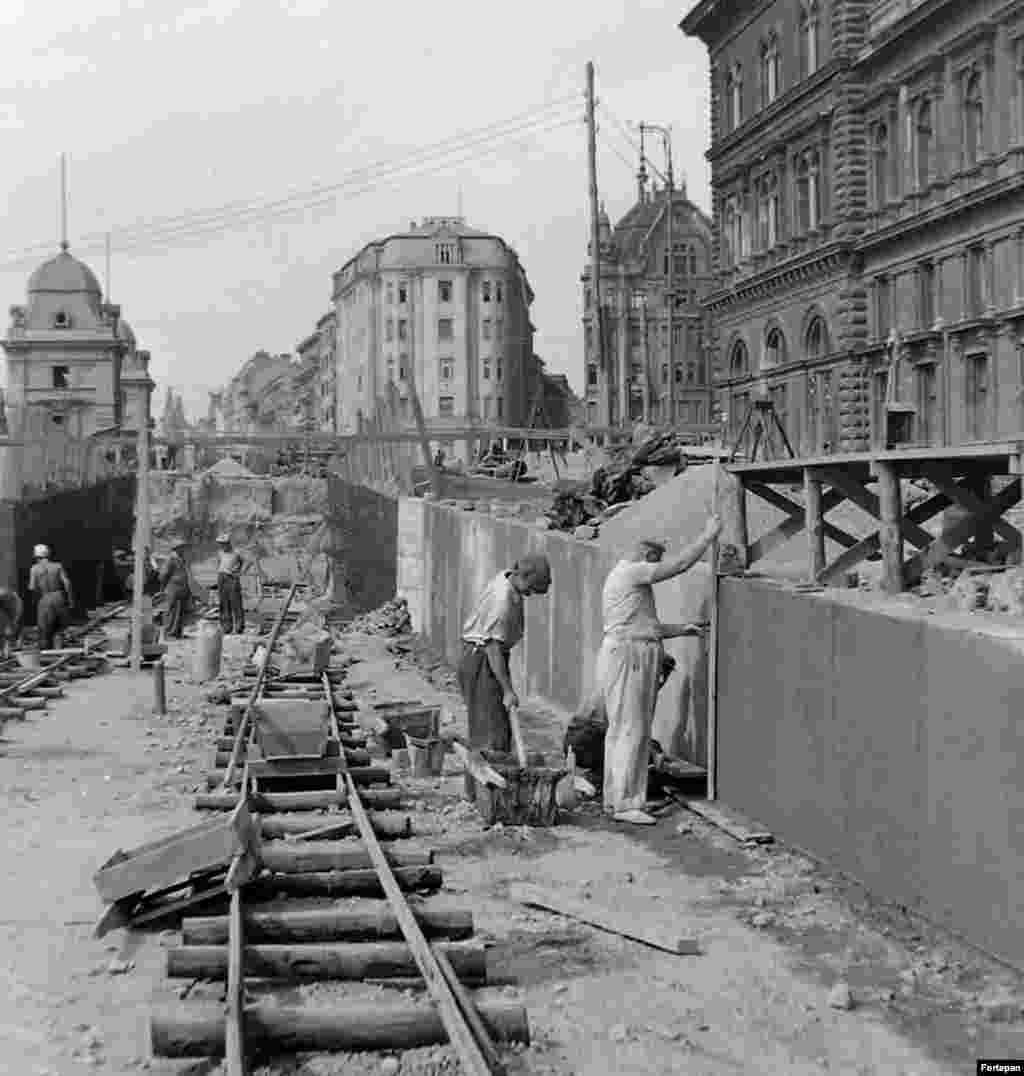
[438,280,452,303]
[51,413,64,426]
[483,359,492,381]
[805,316,826,360]
[496,282,503,303]
[760,33,780,107]
[496,397,504,419]
[916,362,938,443]
[439,395,455,417]
[584,287,591,310]
[497,358,504,382]
[726,64,743,130]
[398,282,408,304]
[630,362,642,383]
[875,276,892,338]
[587,364,598,387]
[436,243,455,265]
[482,319,491,341]
[386,282,394,304]
[438,317,453,341]
[496,319,504,340]
[385,318,394,342]
[964,72,984,168]
[440,358,454,381]
[386,358,396,382]
[729,339,750,378]
[800,1,819,78]
[918,262,935,327]
[399,355,409,380]
[661,363,669,385]
[795,151,820,232]
[764,327,785,367]
[629,323,642,348]
[54,311,70,328]
[674,365,684,385]
[916,100,933,189]
[397,319,408,342]
[483,397,492,420]
[689,248,698,274]
[482,281,491,303]
[585,324,593,353]
[965,353,989,439]
[873,122,890,207]
[52,365,69,389]
[967,246,987,316]
[687,363,697,384]
[756,171,780,249]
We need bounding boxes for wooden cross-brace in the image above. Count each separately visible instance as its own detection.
[745,481,858,566]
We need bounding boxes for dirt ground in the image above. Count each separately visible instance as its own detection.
[3,625,1024,1076]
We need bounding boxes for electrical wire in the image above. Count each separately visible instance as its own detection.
[0,94,583,267]
[597,129,638,178]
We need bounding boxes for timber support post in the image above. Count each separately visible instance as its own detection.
[804,470,825,582]
[876,461,904,593]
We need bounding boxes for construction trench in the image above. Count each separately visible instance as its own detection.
[3,466,1024,1074]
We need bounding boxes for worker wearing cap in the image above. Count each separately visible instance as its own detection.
[215,534,245,634]
[160,539,191,639]
[29,544,74,651]
[458,554,552,754]
[598,516,721,826]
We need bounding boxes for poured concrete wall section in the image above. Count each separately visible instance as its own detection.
[10,477,137,617]
[327,477,398,615]
[717,576,1024,967]
[397,497,714,764]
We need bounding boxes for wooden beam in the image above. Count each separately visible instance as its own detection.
[817,468,934,550]
[804,472,825,582]
[345,773,501,1075]
[745,484,856,566]
[407,376,444,499]
[904,478,1022,585]
[919,464,1022,549]
[876,461,904,593]
[226,889,247,1076]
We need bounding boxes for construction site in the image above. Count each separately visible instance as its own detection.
[0,404,1023,1076]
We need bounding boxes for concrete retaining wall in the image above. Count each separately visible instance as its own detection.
[718,576,1024,967]
[397,497,712,762]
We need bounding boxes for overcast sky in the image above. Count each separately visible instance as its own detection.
[0,0,710,421]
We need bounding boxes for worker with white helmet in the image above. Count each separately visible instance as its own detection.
[215,533,245,634]
[29,544,73,651]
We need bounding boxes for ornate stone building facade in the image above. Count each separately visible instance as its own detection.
[683,0,1024,457]
[2,245,153,440]
[581,181,715,428]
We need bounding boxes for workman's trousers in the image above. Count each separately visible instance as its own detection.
[457,642,512,754]
[164,583,188,639]
[596,635,663,814]
[37,592,69,652]
[218,574,244,634]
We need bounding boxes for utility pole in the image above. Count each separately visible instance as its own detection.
[641,124,675,429]
[130,391,151,672]
[59,153,68,252]
[105,233,112,301]
[585,62,608,429]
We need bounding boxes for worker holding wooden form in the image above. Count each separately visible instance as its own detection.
[598,517,721,826]
[457,554,552,753]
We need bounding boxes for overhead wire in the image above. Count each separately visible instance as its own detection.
[0,94,584,268]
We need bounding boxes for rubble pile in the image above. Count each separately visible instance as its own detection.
[343,597,413,637]
[545,431,690,534]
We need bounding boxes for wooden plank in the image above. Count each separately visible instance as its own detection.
[259,842,433,874]
[93,801,255,903]
[746,484,855,566]
[225,888,247,1076]
[508,882,700,955]
[680,798,774,844]
[345,773,499,1075]
[252,699,330,759]
[919,464,1022,548]
[195,787,402,812]
[247,757,344,779]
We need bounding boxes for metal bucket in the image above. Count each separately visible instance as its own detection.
[404,733,445,778]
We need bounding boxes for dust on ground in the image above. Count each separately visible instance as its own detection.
[1,626,1023,1076]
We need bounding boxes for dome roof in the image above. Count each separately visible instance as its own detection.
[117,319,137,351]
[27,248,102,296]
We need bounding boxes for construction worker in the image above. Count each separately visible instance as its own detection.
[215,533,245,634]
[160,539,191,639]
[458,554,551,754]
[0,588,23,659]
[29,544,73,652]
[597,517,721,826]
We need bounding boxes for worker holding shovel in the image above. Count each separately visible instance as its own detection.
[598,517,721,826]
[457,554,552,754]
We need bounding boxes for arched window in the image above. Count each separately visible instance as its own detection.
[964,73,984,167]
[764,327,786,367]
[916,100,933,189]
[729,340,750,378]
[729,64,743,129]
[799,2,820,78]
[805,316,827,360]
[761,34,780,107]
[873,123,889,207]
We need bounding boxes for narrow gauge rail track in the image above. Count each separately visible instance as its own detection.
[0,601,130,730]
[150,585,528,1074]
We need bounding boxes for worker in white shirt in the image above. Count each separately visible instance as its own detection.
[598,515,722,825]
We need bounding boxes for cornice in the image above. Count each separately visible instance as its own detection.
[707,60,842,166]
[2,337,123,353]
[857,0,959,68]
[705,242,854,312]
